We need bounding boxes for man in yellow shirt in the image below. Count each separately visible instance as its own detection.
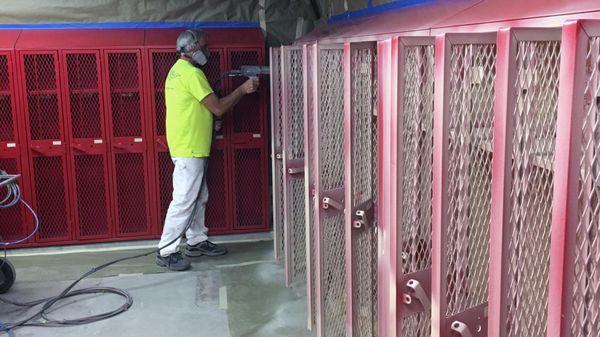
[157,29,258,271]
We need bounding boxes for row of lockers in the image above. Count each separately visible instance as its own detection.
[0,30,270,247]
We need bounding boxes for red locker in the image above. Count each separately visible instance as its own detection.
[227,48,270,231]
[18,51,72,243]
[103,50,153,238]
[0,39,30,245]
[61,50,112,240]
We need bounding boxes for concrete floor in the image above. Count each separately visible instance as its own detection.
[0,240,316,337]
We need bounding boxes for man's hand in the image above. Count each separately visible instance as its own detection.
[240,77,259,94]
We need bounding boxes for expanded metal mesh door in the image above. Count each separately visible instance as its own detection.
[282,47,306,287]
[21,51,71,242]
[149,49,178,235]
[314,45,346,337]
[270,47,285,259]
[63,51,111,240]
[304,44,317,329]
[229,49,263,136]
[397,41,434,337]
[105,50,151,237]
[347,43,378,337]
[228,48,269,232]
[203,50,230,232]
[446,42,495,317]
[0,52,26,243]
[505,39,560,337]
[568,33,600,337]
[433,34,496,336]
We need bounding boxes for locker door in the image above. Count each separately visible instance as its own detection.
[227,48,269,232]
[432,33,496,337]
[0,51,29,245]
[20,51,72,243]
[548,20,600,337]
[270,46,285,259]
[394,37,435,337]
[103,50,152,238]
[62,50,112,241]
[344,42,380,337]
[312,43,347,337]
[281,46,307,288]
[489,28,562,337]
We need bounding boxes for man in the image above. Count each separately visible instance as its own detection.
[157,29,259,271]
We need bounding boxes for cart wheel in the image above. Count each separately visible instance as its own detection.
[0,258,15,294]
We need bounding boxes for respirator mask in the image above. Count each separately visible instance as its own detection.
[191,48,210,66]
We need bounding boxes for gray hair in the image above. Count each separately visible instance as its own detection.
[176,29,208,55]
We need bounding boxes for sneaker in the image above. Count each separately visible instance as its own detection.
[155,252,191,271]
[185,240,228,257]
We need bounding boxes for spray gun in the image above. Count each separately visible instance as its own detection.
[211,65,270,91]
[211,65,270,132]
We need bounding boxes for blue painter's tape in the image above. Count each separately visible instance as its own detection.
[329,0,436,23]
[0,21,260,30]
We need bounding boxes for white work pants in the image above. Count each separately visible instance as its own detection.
[158,157,209,256]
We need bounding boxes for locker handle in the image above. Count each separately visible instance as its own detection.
[353,210,368,228]
[113,143,133,151]
[156,139,168,149]
[322,197,343,211]
[450,321,474,337]
[404,279,431,311]
[288,167,304,175]
[31,145,50,155]
[71,143,91,154]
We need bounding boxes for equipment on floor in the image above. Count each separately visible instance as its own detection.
[0,169,203,335]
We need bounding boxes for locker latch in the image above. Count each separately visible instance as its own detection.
[275,153,283,160]
[450,321,473,337]
[353,210,367,228]
[403,279,430,311]
[322,197,343,211]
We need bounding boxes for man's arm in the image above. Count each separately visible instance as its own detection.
[201,78,259,117]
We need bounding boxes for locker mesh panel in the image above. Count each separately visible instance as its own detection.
[234,148,264,228]
[285,49,307,283]
[108,53,142,138]
[570,35,600,337]
[158,151,173,228]
[272,48,285,258]
[506,40,560,337]
[75,155,109,237]
[398,44,434,336]
[318,48,346,337]
[230,50,261,134]
[350,46,378,337]
[446,44,496,316]
[66,53,99,90]
[319,49,344,191]
[572,36,600,337]
[305,45,317,324]
[33,156,68,240]
[203,50,222,86]
[151,51,177,136]
[323,214,347,337]
[400,45,434,275]
[290,178,307,279]
[206,149,227,230]
[66,53,102,139]
[0,158,23,241]
[24,54,60,141]
[0,55,15,142]
[400,314,431,337]
[115,153,148,234]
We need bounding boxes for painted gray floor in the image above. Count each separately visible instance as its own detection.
[0,241,316,337]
